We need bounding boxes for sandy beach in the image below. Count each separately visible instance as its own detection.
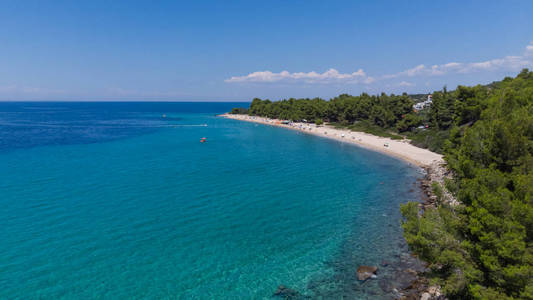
[221,113,444,168]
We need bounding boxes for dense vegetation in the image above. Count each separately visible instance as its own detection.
[230,107,249,115]
[232,69,533,299]
[230,83,495,152]
[401,69,533,299]
[235,94,421,136]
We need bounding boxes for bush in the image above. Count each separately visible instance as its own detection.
[230,107,249,114]
[407,128,451,153]
[331,121,404,140]
[431,182,444,203]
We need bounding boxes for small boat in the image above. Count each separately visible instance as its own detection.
[200,137,207,143]
[162,114,166,118]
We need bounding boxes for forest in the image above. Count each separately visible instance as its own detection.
[232,69,533,299]
[230,78,494,153]
[401,70,533,299]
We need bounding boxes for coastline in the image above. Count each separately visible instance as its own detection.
[221,113,443,168]
[222,113,453,299]
[221,113,457,207]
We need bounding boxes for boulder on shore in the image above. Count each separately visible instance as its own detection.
[356,265,378,281]
[420,292,431,300]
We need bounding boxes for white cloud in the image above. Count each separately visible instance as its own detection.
[364,76,376,84]
[383,43,533,79]
[225,68,370,84]
[226,42,533,87]
[383,64,426,79]
[398,81,415,87]
[4,42,533,101]
[406,65,425,77]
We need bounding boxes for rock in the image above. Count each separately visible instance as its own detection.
[420,292,431,300]
[274,285,286,295]
[428,286,437,295]
[378,278,394,293]
[273,285,299,298]
[356,265,378,281]
[405,268,417,276]
[428,285,442,297]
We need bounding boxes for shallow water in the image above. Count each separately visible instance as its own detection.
[0,102,423,299]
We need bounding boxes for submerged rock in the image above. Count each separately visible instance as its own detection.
[356,265,378,281]
[273,285,300,299]
[378,278,394,293]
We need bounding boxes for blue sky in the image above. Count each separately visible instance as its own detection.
[1,0,532,101]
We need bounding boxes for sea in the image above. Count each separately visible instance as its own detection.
[0,102,424,299]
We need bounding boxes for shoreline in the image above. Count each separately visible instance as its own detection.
[222,113,452,299]
[221,113,457,207]
[221,113,444,168]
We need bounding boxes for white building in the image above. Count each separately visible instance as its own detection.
[413,94,433,111]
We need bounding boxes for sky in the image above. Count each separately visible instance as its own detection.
[1,0,532,101]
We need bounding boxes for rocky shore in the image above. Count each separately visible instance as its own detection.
[269,166,453,299]
[419,162,458,207]
[393,162,457,300]
[268,153,455,300]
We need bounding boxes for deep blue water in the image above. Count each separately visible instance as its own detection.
[0,102,423,299]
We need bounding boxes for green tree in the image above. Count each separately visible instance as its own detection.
[402,69,533,299]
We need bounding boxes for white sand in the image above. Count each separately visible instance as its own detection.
[221,114,444,168]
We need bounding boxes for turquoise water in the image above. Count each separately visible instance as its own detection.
[0,103,423,299]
